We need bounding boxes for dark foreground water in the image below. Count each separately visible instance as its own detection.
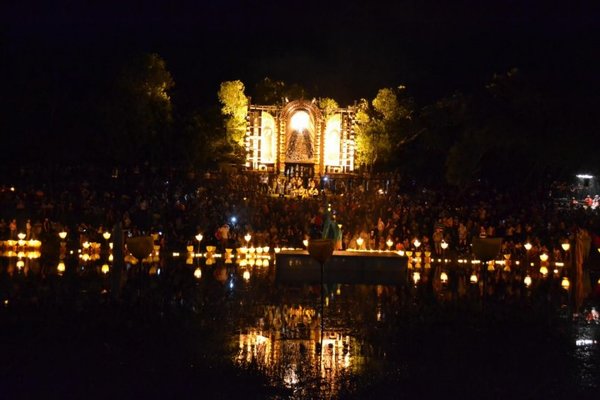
[0,256,598,399]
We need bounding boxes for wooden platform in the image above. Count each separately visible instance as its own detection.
[275,250,408,285]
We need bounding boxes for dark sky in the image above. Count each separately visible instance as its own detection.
[2,0,600,107]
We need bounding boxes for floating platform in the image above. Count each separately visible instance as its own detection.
[275,250,407,285]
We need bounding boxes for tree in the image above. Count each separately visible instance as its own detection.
[104,53,174,165]
[252,77,307,104]
[354,86,420,171]
[217,80,248,146]
[317,97,338,118]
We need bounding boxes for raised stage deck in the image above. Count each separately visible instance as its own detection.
[275,250,408,285]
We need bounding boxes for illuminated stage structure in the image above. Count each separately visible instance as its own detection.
[245,100,357,177]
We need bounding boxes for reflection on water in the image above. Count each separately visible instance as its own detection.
[1,246,599,399]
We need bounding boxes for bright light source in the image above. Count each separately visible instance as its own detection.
[576,174,594,179]
[290,110,310,132]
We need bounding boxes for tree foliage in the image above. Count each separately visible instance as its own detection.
[217,80,248,146]
[252,77,307,104]
[104,53,174,165]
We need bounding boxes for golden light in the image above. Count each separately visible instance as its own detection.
[405,250,413,257]
[256,247,263,255]
[524,242,532,251]
[487,261,495,272]
[539,265,549,276]
[413,239,421,249]
[186,245,194,253]
[108,254,113,262]
[244,233,252,244]
[290,110,310,132]
[441,240,449,250]
[82,241,90,250]
[243,270,251,281]
[412,271,421,284]
[103,231,111,240]
[263,259,270,267]
[524,275,532,287]
[263,246,269,253]
[82,253,90,262]
[539,253,549,262]
[440,271,448,284]
[17,232,26,240]
[356,237,364,248]
[101,264,110,274]
[195,233,204,243]
[561,277,570,290]
[397,250,405,256]
[469,272,478,284]
[256,259,263,267]
[193,267,202,279]
[16,260,24,269]
[274,247,281,253]
[386,239,394,250]
[57,262,66,273]
[302,239,309,248]
[561,242,570,252]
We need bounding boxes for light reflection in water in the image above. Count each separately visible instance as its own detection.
[236,326,360,394]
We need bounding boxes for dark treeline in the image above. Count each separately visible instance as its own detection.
[1,44,599,190]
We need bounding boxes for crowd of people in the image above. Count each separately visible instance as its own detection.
[1,164,599,263]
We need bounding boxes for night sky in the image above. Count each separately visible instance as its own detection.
[3,1,599,103]
[1,0,600,156]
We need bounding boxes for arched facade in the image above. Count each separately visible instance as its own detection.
[245,99,356,177]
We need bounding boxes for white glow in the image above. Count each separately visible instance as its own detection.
[576,174,594,179]
[290,110,310,132]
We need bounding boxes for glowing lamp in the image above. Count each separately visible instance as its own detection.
[59,231,67,240]
[193,267,202,279]
[101,264,110,274]
[397,250,405,256]
[57,262,66,273]
[243,270,251,281]
[412,271,421,284]
[441,241,449,250]
[356,237,364,249]
[469,273,478,284]
[386,239,394,250]
[17,233,26,240]
[561,277,570,290]
[524,242,532,251]
[244,233,252,244]
[103,231,111,240]
[440,271,448,284]
[524,275,532,287]
[539,265,549,276]
[195,233,203,242]
[82,242,90,249]
[413,239,421,249]
[16,260,24,269]
[539,253,549,262]
[561,242,570,252]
